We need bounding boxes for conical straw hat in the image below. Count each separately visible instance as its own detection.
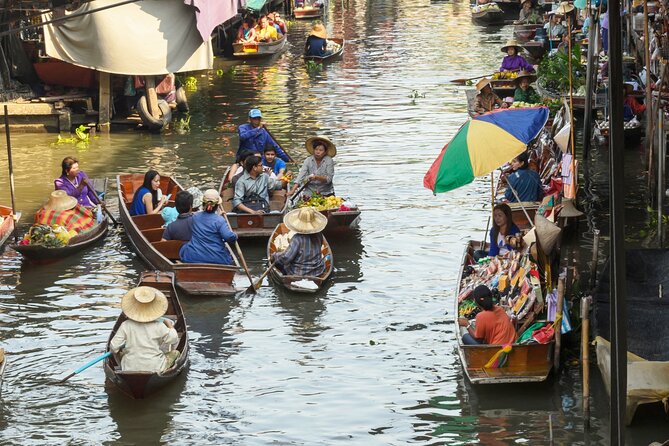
[283,207,327,234]
[476,78,491,92]
[555,1,575,14]
[305,135,337,157]
[534,214,562,255]
[501,39,521,52]
[44,190,77,212]
[554,123,571,153]
[121,286,168,323]
[559,198,584,217]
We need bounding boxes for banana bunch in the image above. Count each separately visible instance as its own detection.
[298,195,344,211]
[510,101,540,108]
[492,71,518,80]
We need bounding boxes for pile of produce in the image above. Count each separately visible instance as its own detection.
[492,70,518,80]
[510,101,541,108]
[472,3,502,13]
[597,118,641,130]
[297,194,344,211]
[20,224,77,247]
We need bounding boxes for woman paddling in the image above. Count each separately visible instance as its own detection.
[54,156,100,207]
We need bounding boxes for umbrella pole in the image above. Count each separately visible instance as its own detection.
[491,172,495,215]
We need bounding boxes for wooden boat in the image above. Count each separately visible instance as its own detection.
[217,172,289,239]
[513,23,543,41]
[294,4,323,19]
[117,174,241,296]
[594,120,644,143]
[267,222,333,293]
[471,6,506,25]
[455,240,555,384]
[104,271,189,399]
[0,348,5,394]
[232,36,287,58]
[322,207,361,234]
[304,38,345,63]
[593,249,669,424]
[522,41,547,62]
[10,178,108,263]
[465,89,478,117]
[0,205,20,248]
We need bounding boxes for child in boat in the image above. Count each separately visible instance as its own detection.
[272,207,327,277]
[130,170,169,216]
[489,203,521,257]
[513,71,540,104]
[500,40,534,73]
[458,285,517,345]
[110,286,179,373]
[236,18,257,44]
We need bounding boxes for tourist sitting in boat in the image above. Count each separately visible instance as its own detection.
[227,149,260,186]
[54,156,100,207]
[623,83,646,118]
[513,71,540,104]
[255,15,278,42]
[161,191,194,242]
[263,145,286,179]
[130,170,169,216]
[305,24,332,58]
[516,0,540,24]
[269,12,287,35]
[110,286,179,373]
[233,155,285,214]
[236,18,257,43]
[238,108,291,162]
[500,40,534,73]
[503,151,544,203]
[473,78,507,115]
[544,12,566,40]
[179,189,238,265]
[458,285,517,345]
[489,203,521,257]
[290,136,336,198]
[272,207,327,277]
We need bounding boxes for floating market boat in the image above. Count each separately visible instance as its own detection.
[10,178,108,263]
[0,348,5,393]
[455,240,556,384]
[593,249,669,425]
[217,170,289,239]
[0,205,20,248]
[104,271,189,399]
[471,3,505,25]
[117,173,241,296]
[232,36,287,58]
[594,118,644,144]
[513,23,543,41]
[267,222,333,293]
[522,41,547,62]
[294,4,323,19]
[304,38,345,63]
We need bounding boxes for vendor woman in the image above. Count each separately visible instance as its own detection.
[54,156,100,207]
[489,203,521,257]
[513,71,540,104]
[499,40,534,73]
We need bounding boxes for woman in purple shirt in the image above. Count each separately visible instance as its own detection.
[499,40,534,73]
[54,156,99,207]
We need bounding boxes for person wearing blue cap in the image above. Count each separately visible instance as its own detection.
[237,108,291,163]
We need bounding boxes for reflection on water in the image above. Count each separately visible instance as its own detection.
[0,0,666,443]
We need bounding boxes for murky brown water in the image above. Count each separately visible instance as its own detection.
[0,0,666,444]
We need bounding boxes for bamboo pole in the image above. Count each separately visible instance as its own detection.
[644,0,653,150]
[554,273,566,374]
[3,105,17,231]
[567,16,577,195]
[581,295,591,428]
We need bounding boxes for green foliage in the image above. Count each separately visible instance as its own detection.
[174,114,191,134]
[184,76,198,91]
[54,125,91,147]
[537,44,585,94]
[305,60,323,74]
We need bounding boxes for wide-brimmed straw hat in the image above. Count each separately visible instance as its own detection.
[186,187,204,210]
[44,190,77,212]
[121,286,168,323]
[501,39,521,53]
[310,23,327,39]
[515,71,537,84]
[476,78,492,92]
[202,188,222,206]
[555,1,574,14]
[305,136,337,157]
[534,214,562,255]
[283,207,327,234]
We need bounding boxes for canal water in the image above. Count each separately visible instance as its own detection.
[0,0,666,444]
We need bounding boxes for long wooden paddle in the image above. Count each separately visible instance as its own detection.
[247,260,277,293]
[3,105,19,242]
[59,351,112,383]
[264,126,295,163]
[82,177,119,226]
[219,210,255,293]
[449,73,496,86]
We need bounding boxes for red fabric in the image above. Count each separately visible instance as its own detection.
[474,306,517,345]
[624,95,646,115]
[34,205,95,233]
[545,178,563,196]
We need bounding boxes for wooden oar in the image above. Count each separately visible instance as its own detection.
[220,210,255,293]
[288,181,310,205]
[3,105,18,242]
[82,177,119,226]
[247,260,277,293]
[264,127,295,163]
[449,73,496,85]
[59,351,112,383]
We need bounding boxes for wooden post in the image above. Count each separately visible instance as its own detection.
[3,105,16,219]
[590,229,600,290]
[144,76,160,119]
[581,295,591,428]
[98,71,111,133]
[554,273,566,374]
[644,0,653,150]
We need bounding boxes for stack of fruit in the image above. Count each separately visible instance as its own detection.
[297,194,344,211]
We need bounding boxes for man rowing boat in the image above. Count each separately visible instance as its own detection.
[237,108,291,163]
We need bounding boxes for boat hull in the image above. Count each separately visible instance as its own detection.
[232,37,287,58]
[304,38,345,63]
[294,6,323,19]
[0,205,19,248]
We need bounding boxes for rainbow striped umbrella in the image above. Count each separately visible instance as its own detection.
[423,107,549,193]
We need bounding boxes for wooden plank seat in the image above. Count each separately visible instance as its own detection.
[142,227,165,242]
[151,240,184,261]
[132,213,164,230]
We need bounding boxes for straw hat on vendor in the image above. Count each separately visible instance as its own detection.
[44,190,77,212]
[309,23,328,39]
[554,1,574,14]
[514,70,537,85]
[283,207,327,234]
[501,39,522,53]
[305,135,337,157]
[475,78,492,92]
[121,286,168,323]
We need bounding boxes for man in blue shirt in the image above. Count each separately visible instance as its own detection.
[162,191,194,241]
[237,108,292,163]
[262,145,286,178]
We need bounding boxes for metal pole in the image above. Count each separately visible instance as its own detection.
[607,0,628,439]
[583,9,598,158]
[581,295,592,428]
[554,273,565,374]
[644,0,653,151]
[659,105,665,246]
[3,105,16,218]
[590,229,600,290]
